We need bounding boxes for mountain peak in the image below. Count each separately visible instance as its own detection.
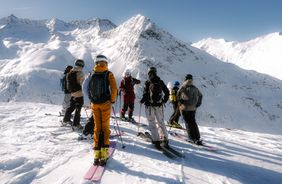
[6,14,20,24]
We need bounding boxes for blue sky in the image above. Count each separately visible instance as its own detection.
[1,0,282,42]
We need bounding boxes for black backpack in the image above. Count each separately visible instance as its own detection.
[61,75,71,93]
[88,71,110,104]
[149,80,163,104]
[66,71,81,93]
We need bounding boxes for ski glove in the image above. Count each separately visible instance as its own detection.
[140,98,145,104]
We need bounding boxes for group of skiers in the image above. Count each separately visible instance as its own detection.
[60,55,203,166]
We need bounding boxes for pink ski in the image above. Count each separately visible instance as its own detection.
[84,165,98,180]
[91,142,116,181]
[84,141,117,181]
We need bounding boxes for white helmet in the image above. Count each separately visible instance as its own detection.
[123,69,131,77]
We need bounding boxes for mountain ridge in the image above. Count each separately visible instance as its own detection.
[0,14,281,134]
[192,32,282,80]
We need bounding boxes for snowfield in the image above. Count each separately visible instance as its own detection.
[0,102,281,184]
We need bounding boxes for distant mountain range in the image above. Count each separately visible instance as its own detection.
[192,32,282,80]
[0,14,281,134]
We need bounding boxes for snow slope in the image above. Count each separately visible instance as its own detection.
[192,32,282,80]
[1,14,282,134]
[0,102,281,184]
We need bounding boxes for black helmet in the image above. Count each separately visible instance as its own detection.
[75,59,85,67]
[148,67,157,75]
[64,65,73,74]
[174,81,180,87]
[185,74,193,80]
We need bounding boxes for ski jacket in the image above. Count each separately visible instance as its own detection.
[119,76,141,103]
[177,79,202,111]
[169,86,179,104]
[140,75,169,107]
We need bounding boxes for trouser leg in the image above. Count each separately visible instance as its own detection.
[145,106,160,141]
[128,102,135,118]
[63,96,76,122]
[72,96,83,126]
[62,93,71,115]
[120,103,128,117]
[182,111,200,141]
[154,106,168,140]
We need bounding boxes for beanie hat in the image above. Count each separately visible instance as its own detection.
[95,54,108,64]
[64,65,73,74]
[148,67,157,75]
[174,81,180,87]
[185,74,193,80]
[75,59,85,67]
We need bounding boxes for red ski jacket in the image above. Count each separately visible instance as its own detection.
[119,76,141,103]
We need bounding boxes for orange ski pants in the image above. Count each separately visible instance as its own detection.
[91,101,111,149]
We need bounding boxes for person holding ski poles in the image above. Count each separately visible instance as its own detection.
[84,54,117,166]
[167,81,182,128]
[62,59,85,129]
[140,67,170,150]
[119,69,141,122]
[60,65,73,116]
[177,74,203,145]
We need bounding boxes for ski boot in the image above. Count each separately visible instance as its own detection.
[100,147,109,166]
[93,150,101,166]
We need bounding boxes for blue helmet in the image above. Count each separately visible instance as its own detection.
[174,81,180,87]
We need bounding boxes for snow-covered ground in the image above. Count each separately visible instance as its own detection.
[1,102,281,184]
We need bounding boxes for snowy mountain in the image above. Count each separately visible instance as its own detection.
[0,14,282,135]
[0,14,282,184]
[192,32,282,80]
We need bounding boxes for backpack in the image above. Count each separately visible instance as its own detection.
[149,80,163,104]
[181,85,198,106]
[169,88,177,102]
[88,71,110,104]
[66,71,81,93]
[61,75,70,93]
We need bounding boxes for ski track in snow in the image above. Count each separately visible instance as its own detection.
[0,102,282,184]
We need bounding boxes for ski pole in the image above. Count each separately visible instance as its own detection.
[112,106,126,149]
[84,106,89,119]
[137,102,142,133]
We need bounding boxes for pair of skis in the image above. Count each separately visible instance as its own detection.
[111,115,147,127]
[137,132,185,159]
[84,141,117,182]
[78,132,124,141]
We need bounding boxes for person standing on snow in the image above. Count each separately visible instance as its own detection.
[140,67,170,150]
[177,74,203,145]
[119,69,141,122]
[63,59,85,129]
[167,81,182,128]
[84,54,117,166]
[60,65,73,116]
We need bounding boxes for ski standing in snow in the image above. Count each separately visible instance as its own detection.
[119,69,141,122]
[140,67,170,150]
[177,74,203,145]
[84,54,118,166]
[62,59,85,130]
